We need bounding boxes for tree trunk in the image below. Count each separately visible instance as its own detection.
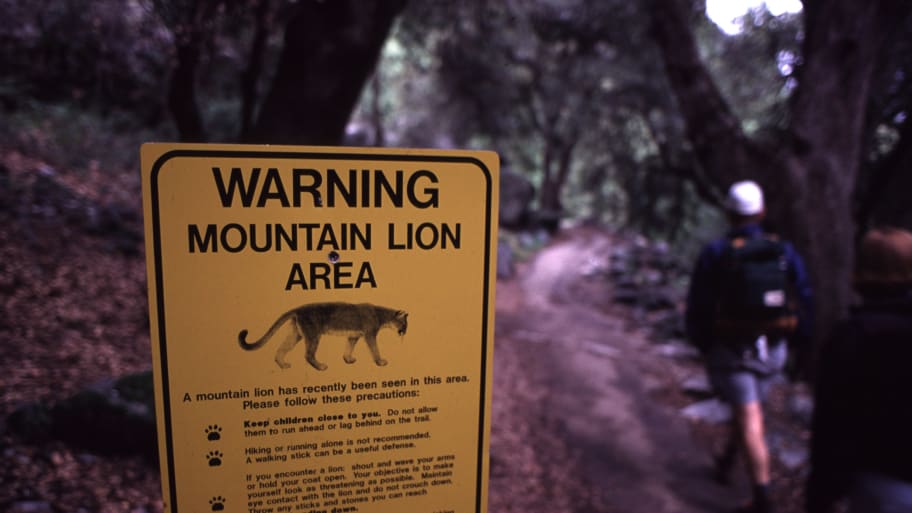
[648,0,911,364]
[782,0,907,347]
[168,41,206,142]
[539,136,563,214]
[247,0,406,145]
[552,140,576,211]
[160,0,221,143]
[239,0,272,140]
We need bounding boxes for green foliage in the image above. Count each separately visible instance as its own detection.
[0,0,171,117]
[360,0,710,245]
[0,100,172,175]
[0,0,833,249]
[498,230,551,264]
[349,31,442,146]
[696,8,802,134]
[203,97,244,142]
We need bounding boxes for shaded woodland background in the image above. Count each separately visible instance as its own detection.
[3,0,911,353]
[1,0,911,511]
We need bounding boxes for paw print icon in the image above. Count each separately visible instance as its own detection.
[205,425,222,441]
[209,496,226,511]
[206,451,224,467]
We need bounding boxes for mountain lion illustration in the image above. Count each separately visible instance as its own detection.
[238,302,408,370]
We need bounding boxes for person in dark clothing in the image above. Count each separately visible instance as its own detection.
[806,227,912,513]
[687,180,814,513]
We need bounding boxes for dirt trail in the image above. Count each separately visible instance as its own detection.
[491,229,741,513]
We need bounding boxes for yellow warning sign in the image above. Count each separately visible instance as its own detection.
[140,144,498,513]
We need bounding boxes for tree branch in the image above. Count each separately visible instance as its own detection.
[646,0,766,189]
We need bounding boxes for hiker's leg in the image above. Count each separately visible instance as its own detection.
[735,401,770,485]
[724,371,774,511]
[707,365,745,483]
[737,341,786,486]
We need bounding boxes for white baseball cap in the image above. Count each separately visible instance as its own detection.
[726,180,764,215]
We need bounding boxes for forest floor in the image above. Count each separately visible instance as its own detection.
[0,147,812,513]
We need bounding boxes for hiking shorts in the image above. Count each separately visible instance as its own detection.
[706,339,788,405]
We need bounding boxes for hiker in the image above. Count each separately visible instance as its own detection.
[806,227,912,513]
[686,180,813,513]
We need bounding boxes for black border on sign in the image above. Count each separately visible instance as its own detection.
[147,148,494,513]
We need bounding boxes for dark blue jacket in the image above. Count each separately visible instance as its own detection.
[685,223,814,351]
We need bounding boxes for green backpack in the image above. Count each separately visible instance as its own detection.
[715,235,797,336]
